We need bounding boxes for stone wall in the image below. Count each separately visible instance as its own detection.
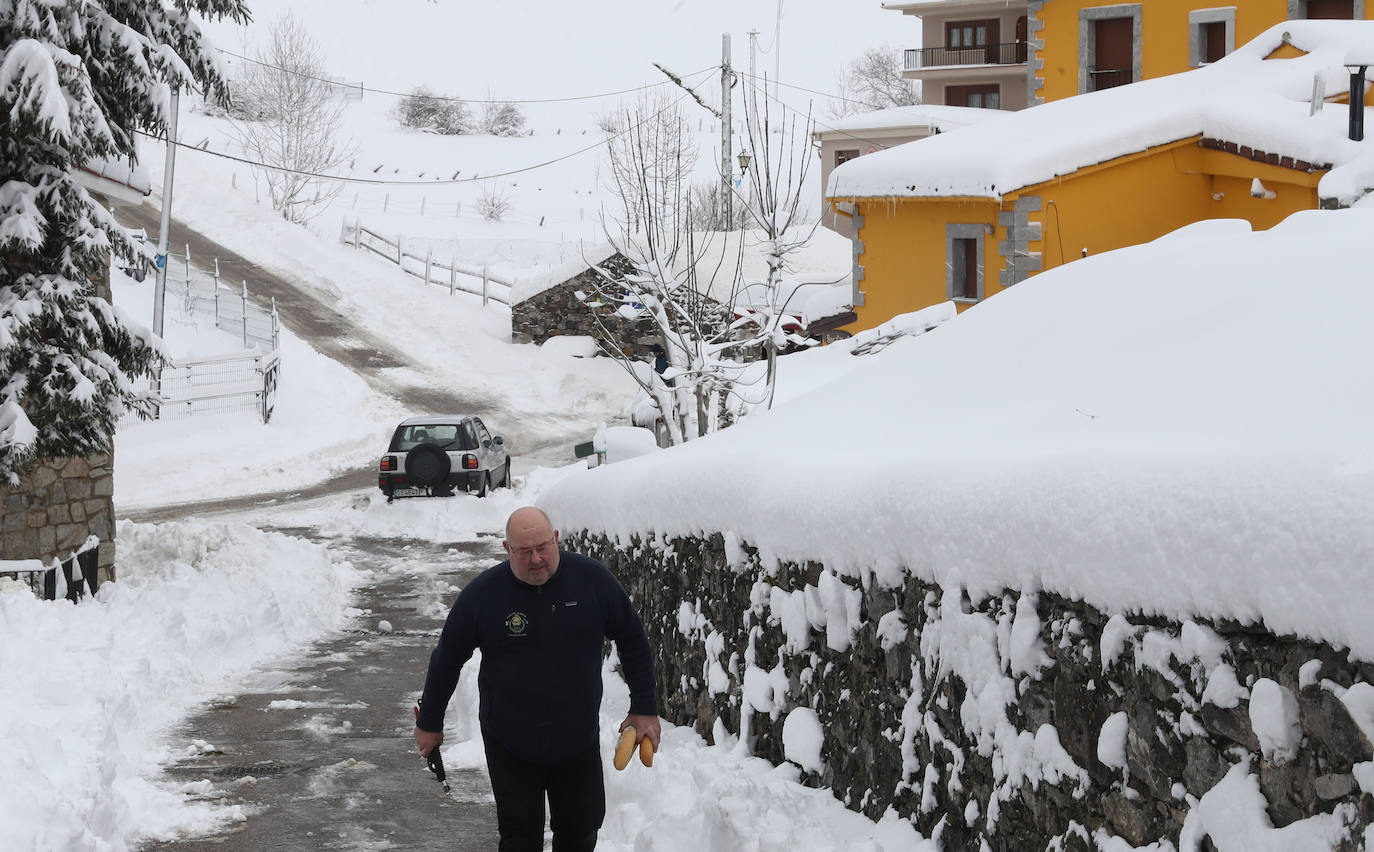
[0,453,116,585]
[511,254,659,357]
[570,529,1374,850]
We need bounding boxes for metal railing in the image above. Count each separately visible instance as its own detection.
[339,219,513,306]
[1088,68,1133,92]
[162,246,280,352]
[135,349,282,423]
[904,41,1028,71]
[1,536,100,601]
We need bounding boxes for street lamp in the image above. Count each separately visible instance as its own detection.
[733,151,753,191]
[1344,46,1374,142]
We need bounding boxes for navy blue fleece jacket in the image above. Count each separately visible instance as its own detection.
[416,551,658,764]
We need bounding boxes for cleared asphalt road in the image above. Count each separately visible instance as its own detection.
[140,529,503,852]
[110,204,543,847]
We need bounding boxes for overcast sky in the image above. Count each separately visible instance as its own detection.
[201,0,914,121]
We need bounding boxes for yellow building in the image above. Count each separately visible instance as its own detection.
[829,19,1374,333]
[1031,0,1372,103]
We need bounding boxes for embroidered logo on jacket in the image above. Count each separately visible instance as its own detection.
[505,612,529,636]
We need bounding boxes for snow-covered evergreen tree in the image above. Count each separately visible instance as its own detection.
[0,0,248,484]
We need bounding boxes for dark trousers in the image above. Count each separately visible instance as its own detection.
[483,738,605,852]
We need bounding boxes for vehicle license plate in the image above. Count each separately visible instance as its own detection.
[392,487,425,498]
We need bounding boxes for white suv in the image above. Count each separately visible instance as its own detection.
[378,415,511,500]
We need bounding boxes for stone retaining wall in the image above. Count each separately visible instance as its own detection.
[570,529,1374,850]
[511,254,659,357]
[1,452,116,583]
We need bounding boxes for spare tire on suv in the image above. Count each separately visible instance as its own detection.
[405,443,451,492]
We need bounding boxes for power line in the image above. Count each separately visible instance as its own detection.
[133,80,711,186]
[738,74,932,152]
[215,47,715,105]
[735,68,892,111]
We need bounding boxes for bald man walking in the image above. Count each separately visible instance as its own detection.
[415,507,660,851]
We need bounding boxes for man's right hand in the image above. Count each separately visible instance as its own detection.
[415,726,443,757]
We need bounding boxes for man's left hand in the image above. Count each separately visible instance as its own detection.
[621,714,662,750]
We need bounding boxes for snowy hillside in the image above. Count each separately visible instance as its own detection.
[113,0,888,507]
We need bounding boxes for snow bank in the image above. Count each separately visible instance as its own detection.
[0,521,357,852]
[432,648,932,851]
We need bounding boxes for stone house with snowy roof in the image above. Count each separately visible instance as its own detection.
[510,229,856,351]
[826,20,1374,334]
[0,158,150,596]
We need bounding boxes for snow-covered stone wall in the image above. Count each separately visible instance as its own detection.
[0,453,116,585]
[571,529,1374,850]
[511,253,657,357]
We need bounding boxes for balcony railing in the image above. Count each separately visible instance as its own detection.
[1087,68,1133,92]
[904,41,1029,71]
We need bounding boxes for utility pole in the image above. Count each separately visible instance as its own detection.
[774,0,783,102]
[153,87,179,339]
[748,29,759,120]
[721,33,733,228]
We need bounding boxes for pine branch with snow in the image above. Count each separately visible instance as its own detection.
[0,0,249,482]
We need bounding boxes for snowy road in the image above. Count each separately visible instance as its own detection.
[112,202,600,516]
[138,525,501,852]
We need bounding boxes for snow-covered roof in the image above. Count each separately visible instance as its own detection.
[690,226,851,305]
[883,0,1023,15]
[829,20,1374,207]
[817,104,1005,136]
[77,155,152,205]
[541,206,1374,660]
[510,227,853,307]
[508,242,620,303]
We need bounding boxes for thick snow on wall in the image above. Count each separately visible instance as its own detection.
[542,207,1374,661]
[828,20,1374,203]
[577,526,1374,849]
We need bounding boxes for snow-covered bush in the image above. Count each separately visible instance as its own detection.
[689,180,750,230]
[481,99,526,137]
[395,86,472,135]
[196,78,271,122]
[476,185,514,222]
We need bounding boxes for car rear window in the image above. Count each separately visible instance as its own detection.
[390,423,476,451]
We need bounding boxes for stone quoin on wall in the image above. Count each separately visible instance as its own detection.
[569,529,1374,851]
